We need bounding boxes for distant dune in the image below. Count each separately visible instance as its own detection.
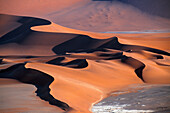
[93,0,170,18]
[0,0,170,32]
[0,0,170,113]
[0,14,170,113]
[117,0,170,18]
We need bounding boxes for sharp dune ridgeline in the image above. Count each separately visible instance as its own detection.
[0,0,170,113]
[1,0,170,32]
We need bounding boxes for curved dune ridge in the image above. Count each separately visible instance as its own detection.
[0,13,170,113]
[1,0,170,32]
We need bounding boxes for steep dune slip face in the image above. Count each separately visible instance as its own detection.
[0,0,170,113]
[1,0,170,32]
[0,14,170,113]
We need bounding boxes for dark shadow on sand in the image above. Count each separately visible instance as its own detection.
[0,63,70,111]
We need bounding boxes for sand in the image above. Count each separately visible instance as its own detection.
[0,0,170,113]
[0,79,64,113]
[1,0,170,32]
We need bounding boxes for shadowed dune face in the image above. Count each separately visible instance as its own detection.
[47,57,88,69]
[0,63,70,111]
[0,14,78,56]
[0,14,170,113]
[0,0,170,32]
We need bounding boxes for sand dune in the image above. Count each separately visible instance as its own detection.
[0,0,170,112]
[47,0,170,32]
[0,13,170,113]
[0,78,64,113]
[117,0,170,18]
[1,0,170,32]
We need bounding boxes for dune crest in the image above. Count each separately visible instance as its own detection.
[1,0,170,32]
[0,2,170,112]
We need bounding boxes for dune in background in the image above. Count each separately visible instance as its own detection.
[0,14,170,113]
[1,0,170,32]
[0,0,170,113]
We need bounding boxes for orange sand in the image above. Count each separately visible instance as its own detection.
[0,0,170,113]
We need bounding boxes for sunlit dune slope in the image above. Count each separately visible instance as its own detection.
[32,22,170,51]
[0,13,170,113]
[25,60,143,112]
[0,0,89,16]
[0,0,170,32]
[0,0,170,112]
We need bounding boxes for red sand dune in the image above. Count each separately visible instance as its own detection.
[1,0,170,32]
[0,0,170,113]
